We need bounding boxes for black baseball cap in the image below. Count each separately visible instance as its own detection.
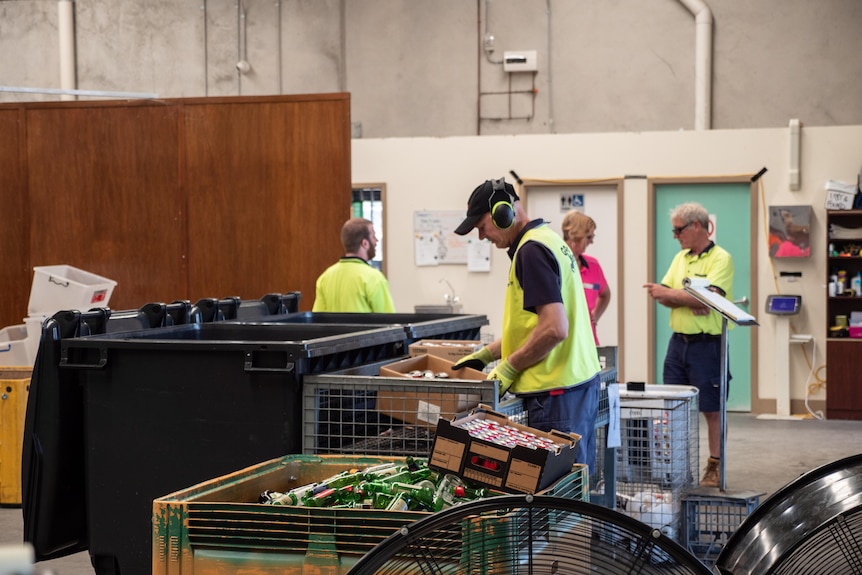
[454,179,520,235]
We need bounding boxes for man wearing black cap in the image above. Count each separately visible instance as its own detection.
[452,178,602,471]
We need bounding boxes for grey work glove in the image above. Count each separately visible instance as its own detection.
[451,346,495,371]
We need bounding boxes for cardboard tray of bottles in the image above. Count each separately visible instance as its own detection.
[430,405,582,494]
[152,453,589,575]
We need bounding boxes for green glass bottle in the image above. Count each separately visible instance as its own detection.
[317,468,364,490]
[391,480,436,511]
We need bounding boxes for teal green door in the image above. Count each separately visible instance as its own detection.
[653,183,753,411]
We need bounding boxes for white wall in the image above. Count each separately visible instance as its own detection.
[353,125,862,411]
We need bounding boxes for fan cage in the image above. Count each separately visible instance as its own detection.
[346,495,714,575]
[765,511,862,575]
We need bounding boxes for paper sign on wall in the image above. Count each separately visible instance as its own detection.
[414,210,470,265]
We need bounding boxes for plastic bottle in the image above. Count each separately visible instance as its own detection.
[838,270,847,294]
[260,482,316,506]
[385,492,409,511]
[853,272,862,296]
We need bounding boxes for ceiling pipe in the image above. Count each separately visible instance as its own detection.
[677,0,713,130]
[58,0,76,101]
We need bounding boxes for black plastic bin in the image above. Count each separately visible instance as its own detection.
[22,320,407,575]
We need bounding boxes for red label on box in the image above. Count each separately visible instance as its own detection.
[91,289,108,303]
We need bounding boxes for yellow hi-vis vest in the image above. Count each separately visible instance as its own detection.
[502,226,600,394]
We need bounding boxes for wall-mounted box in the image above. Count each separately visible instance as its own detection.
[503,50,538,72]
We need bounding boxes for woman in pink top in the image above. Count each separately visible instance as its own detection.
[561,211,611,345]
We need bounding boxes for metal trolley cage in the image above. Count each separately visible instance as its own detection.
[303,347,618,502]
[612,383,699,544]
[302,359,527,457]
[590,345,618,509]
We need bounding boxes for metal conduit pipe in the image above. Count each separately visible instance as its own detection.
[677,0,713,130]
[58,0,76,101]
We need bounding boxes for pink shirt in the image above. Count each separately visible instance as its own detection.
[579,254,608,345]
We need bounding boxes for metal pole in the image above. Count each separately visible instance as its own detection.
[0,86,158,99]
[719,316,728,492]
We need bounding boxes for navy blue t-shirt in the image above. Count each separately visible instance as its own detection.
[506,220,563,313]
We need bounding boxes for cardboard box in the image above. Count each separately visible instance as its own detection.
[408,339,482,362]
[430,404,581,494]
[377,355,486,428]
[825,180,858,210]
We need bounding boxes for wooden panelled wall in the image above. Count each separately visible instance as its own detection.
[0,94,350,329]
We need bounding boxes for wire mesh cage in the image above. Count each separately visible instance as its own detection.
[611,384,699,544]
[616,385,699,488]
[588,345,617,508]
[302,372,526,457]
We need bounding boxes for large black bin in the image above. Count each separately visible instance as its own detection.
[22,320,407,575]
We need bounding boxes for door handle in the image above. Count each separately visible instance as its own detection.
[734,296,749,307]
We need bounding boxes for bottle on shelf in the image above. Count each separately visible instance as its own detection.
[853,272,862,296]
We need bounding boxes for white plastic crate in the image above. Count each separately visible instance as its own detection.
[23,316,46,364]
[0,325,33,366]
[27,265,117,316]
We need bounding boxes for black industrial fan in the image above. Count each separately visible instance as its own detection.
[346,495,713,575]
[716,453,862,575]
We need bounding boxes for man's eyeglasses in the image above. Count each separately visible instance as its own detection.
[672,222,694,235]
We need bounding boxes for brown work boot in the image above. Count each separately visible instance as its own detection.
[701,456,720,487]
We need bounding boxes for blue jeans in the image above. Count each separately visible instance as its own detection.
[522,372,601,472]
[663,333,730,412]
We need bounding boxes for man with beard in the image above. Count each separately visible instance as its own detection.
[312,217,396,312]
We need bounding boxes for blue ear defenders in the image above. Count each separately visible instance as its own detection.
[489,177,515,229]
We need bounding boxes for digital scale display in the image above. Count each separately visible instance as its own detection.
[765,294,802,315]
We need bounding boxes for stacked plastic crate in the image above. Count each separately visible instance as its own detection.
[613,383,699,543]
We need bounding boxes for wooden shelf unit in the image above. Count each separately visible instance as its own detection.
[826,209,862,419]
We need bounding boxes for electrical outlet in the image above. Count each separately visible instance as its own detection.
[483,34,495,52]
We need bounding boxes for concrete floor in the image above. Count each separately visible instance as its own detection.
[1,412,861,575]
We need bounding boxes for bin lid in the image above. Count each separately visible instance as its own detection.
[249,311,488,341]
[60,321,407,358]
